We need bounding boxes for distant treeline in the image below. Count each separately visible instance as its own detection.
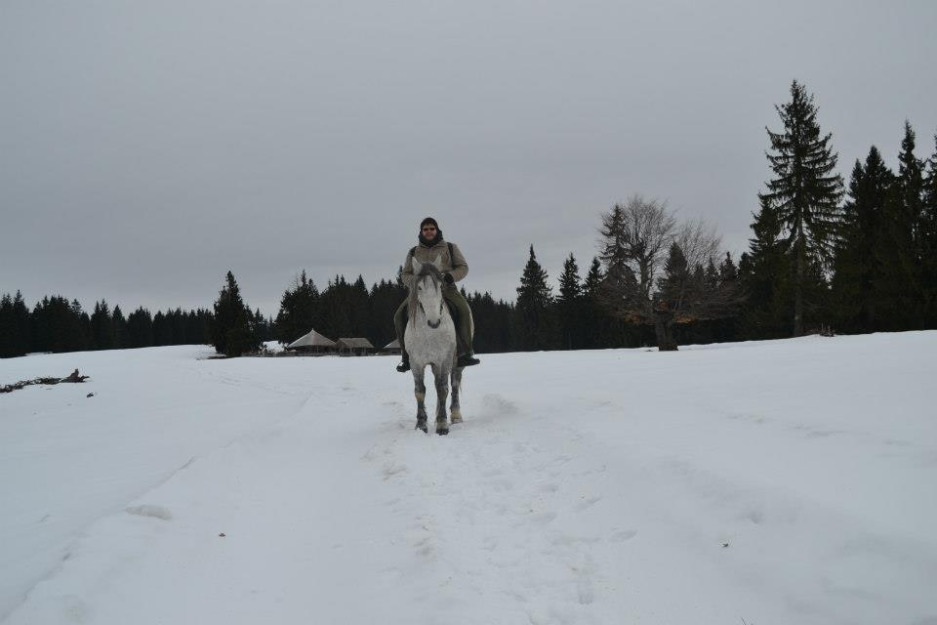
[0,295,220,358]
[3,80,937,359]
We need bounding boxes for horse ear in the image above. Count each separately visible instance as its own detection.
[410,256,422,275]
[432,254,444,271]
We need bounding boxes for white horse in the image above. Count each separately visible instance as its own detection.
[405,255,464,435]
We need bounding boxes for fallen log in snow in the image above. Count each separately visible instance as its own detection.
[1,369,90,394]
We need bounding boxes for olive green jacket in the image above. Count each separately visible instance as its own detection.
[401,239,468,286]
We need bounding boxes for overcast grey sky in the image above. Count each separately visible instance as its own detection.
[2,1,936,316]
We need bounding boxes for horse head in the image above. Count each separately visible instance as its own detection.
[410,254,447,329]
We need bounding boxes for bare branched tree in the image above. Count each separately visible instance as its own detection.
[598,197,737,351]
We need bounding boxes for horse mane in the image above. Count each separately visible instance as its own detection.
[408,262,444,325]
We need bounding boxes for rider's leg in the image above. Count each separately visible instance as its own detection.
[394,299,410,372]
[443,286,480,366]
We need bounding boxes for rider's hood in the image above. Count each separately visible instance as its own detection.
[418,229,444,247]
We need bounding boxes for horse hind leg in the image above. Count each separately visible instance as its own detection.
[433,366,450,435]
[413,368,428,433]
[450,367,463,424]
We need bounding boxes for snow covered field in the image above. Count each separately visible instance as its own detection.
[1,333,935,624]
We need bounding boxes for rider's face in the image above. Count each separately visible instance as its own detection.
[421,225,437,239]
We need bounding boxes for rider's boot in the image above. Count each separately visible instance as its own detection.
[456,353,480,367]
[396,352,410,373]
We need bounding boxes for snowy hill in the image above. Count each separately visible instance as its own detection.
[1,334,935,624]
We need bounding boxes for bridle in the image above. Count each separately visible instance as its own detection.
[418,278,445,329]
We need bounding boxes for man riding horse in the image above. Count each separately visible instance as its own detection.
[394,217,481,372]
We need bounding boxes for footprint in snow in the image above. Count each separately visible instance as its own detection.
[575,495,602,512]
[610,529,638,543]
[125,504,172,521]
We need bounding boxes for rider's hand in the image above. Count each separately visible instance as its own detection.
[444,273,455,285]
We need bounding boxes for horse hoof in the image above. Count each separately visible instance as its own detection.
[436,428,449,436]
[416,422,428,433]
[450,412,463,424]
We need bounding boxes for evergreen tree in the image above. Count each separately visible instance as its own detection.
[152,311,170,346]
[713,252,741,342]
[349,275,370,337]
[832,147,893,333]
[211,271,260,357]
[127,307,154,348]
[191,309,213,345]
[319,275,354,340]
[112,305,129,348]
[73,300,92,351]
[923,133,937,326]
[0,294,15,358]
[466,291,514,353]
[251,309,273,343]
[90,300,114,350]
[514,245,556,350]
[739,196,791,338]
[760,80,844,335]
[882,122,926,328]
[719,252,738,284]
[30,297,50,353]
[658,243,692,310]
[11,291,30,355]
[583,257,604,298]
[598,203,639,317]
[558,253,583,303]
[369,278,408,349]
[579,256,625,348]
[556,253,583,349]
[274,271,321,345]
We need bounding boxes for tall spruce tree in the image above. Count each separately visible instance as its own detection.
[0,294,15,358]
[557,253,583,349]
[583,257,604,298]
[883,122,926,327]
[580,257,617,348]
[832,147,893,333]
[598,203,640,316]
[127,307,154,348]
[349,275,370,337]
[90,300,114,350]
[274,271,321,345]
[714,252,741,342]
[369,278,408,349]
[514,245,555,350]
[739,196,791,338]
[923,133,937,326]
[211,271,260,357]
[467,291,514,353]
[112,305,129,348]
[12,291,31,356]
[760,80,844,335]
[0,293,30,357]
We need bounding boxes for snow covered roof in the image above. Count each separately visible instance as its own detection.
[336,338,374,349]
[286,329,336,349]
[383,339,400,350]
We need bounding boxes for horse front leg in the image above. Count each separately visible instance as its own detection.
[450,367,463,424]
[412,366,428,433]
[432,364,450,436]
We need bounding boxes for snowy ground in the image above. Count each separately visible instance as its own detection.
[1,333,936,624]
